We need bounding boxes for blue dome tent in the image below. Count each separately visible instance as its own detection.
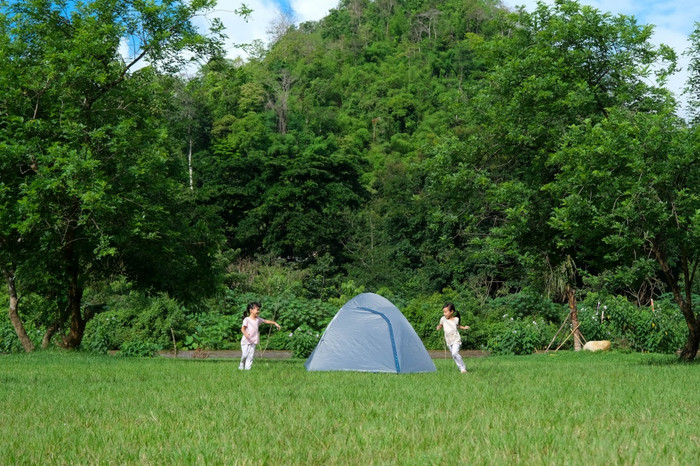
[305,293,436,373]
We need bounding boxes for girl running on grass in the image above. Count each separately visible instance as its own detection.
[436,302,470,373]
[240,302,280,370]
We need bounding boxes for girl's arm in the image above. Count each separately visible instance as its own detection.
[263,319,281,330]
[459,324,470,330]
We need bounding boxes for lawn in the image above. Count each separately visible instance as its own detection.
[1,351,698,464]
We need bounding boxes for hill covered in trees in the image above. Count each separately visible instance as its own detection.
[2,0,699,358]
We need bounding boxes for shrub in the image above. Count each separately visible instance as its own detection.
[273,297,336,331]
[77,278,689,358]
[286,324,321,358]
[82,312,125,354]
[224,290,335,343]
[402,293,441,349]
[129,295,188,348]
[490,289,563,321]
[119,340,160,357]
[182,313,239,350]
[402,292,462,350]
[225,256,307,297]
[82,291,189,353]
[485,317,548,355]
[183,332,203,350]
[578,295,686,354]
[0,318,24,353]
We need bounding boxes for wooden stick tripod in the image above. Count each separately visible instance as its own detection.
[544,311,586,353]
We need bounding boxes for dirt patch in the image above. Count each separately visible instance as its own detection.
[157,349,488,359]
[157,349,293,359]
[428,349,489,359]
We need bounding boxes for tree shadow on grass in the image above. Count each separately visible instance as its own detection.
[640,355,699,366]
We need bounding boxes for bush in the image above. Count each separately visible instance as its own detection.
[272,296,336,332]
[76,279,689,358]
[578,295,686,354]
[119,340,160,357]
[82,291,189,353]
[401,292,480,350]
[223,290,335,349]
[465,296,563,353]
[490,289,564,322]
[0,318,24,353]
[401,290,557,351]
[485,317,549,355]
[82,312,125,354]
[286,324,321,358]
[182,313,239,350]
[402,293,448,350]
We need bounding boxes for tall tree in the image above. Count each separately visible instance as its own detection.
[0,0,225,349]
[420,0,675,300]
[547,108,699,360]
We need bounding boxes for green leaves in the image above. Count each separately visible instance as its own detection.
[546,104,700,355]
[0,0,227,347]
[210,132,366,259]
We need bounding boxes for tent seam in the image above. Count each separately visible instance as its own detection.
[357,307,400,373]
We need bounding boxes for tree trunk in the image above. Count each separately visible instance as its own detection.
[4,269,35,352]
[61,270,85,349]
[187,125,194,190]
[567,285,583,351]
[269,70,294,135]
[59,228,86,349]
[42,320,61,349]
[676,298,699,361]
[652,244,698,360]
[678,313,699,361]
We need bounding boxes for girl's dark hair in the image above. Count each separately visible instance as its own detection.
[443,302,461,320]
[243,301,262,318]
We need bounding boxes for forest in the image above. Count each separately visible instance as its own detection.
[1,0,699,359]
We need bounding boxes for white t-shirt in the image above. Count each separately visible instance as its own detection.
[241,316,263,344]
[440,316,461,346]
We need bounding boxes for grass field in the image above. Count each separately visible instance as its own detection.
[1,351,699,465]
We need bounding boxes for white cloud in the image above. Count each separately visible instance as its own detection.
[119,36,152,72]
[191,1,280,61]
[290,0,339,23]
[121,1,340,76]
[199,0,339,59]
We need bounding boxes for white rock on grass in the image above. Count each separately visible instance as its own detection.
[583,340,611,352]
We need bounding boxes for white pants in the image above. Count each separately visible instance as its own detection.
[240,343,256,370]
[449,342,466,372]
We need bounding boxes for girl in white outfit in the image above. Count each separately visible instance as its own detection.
[240,302,280,370]
[436,302,470,373]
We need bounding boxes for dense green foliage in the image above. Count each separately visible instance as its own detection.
[2,0,699,358]
[3,280,686,356]
[1,0,225,349]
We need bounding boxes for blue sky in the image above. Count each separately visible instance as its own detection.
[270,0,292,17]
